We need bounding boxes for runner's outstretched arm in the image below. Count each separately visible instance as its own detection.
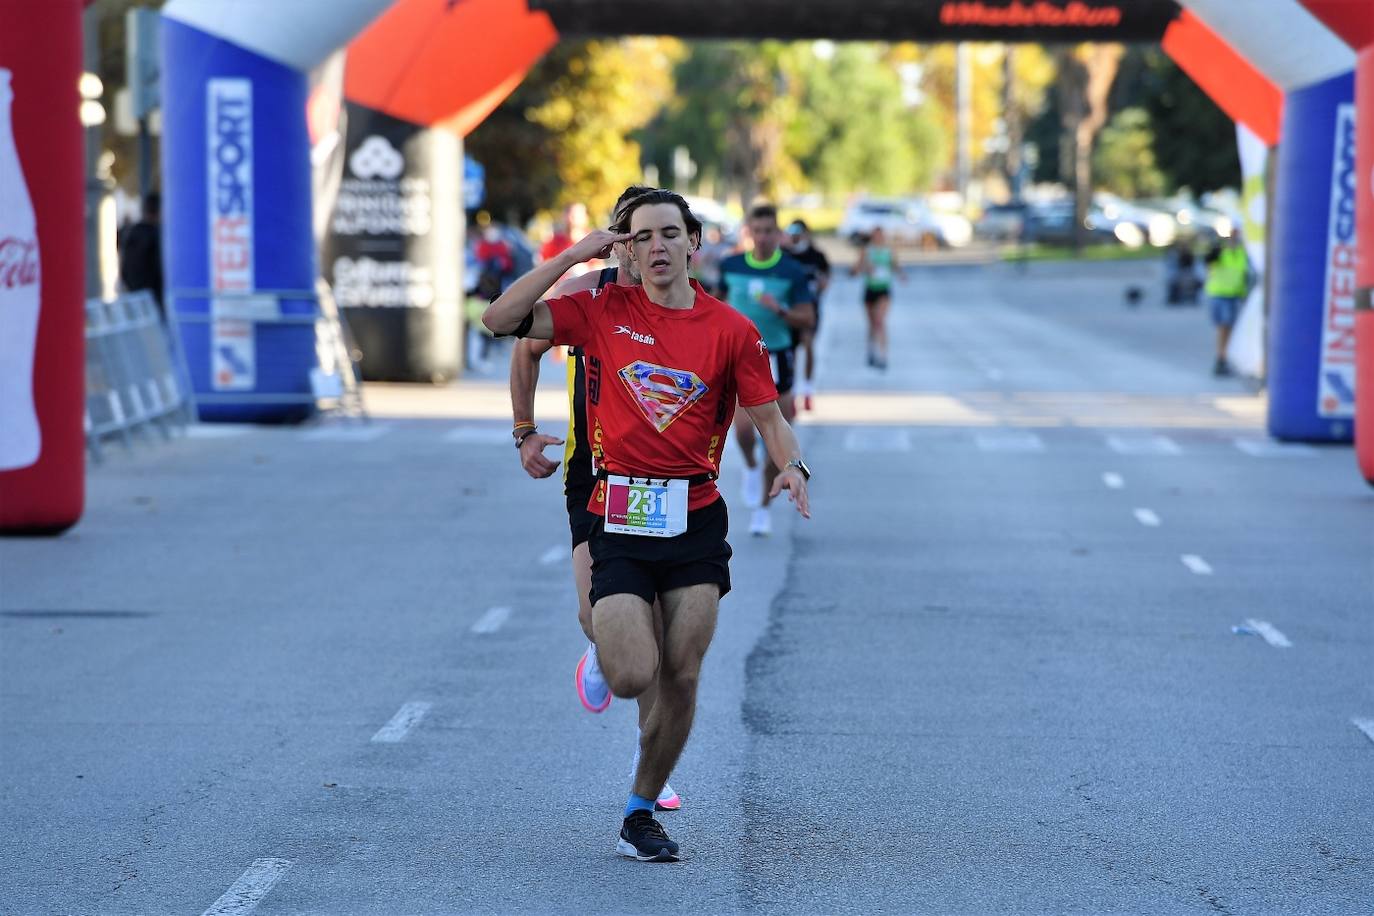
[742,400,810,518]
[783,301,816,331]
[507,270,602,478]
[509,338,563,479]
[484,229,628,338]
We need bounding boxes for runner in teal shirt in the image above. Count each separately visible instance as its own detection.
[717,203,815,537]
[853,226,903,370]
[719,247,812,354]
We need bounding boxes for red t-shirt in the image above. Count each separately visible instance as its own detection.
[546,280,778,512]
[540,233,573,263]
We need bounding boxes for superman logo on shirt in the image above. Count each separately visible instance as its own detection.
[617,360,709,433]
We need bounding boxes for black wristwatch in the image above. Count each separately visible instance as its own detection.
[784,458,811,481]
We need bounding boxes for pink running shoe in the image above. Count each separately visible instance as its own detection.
[575,643,612,713]
[655,783,682,812]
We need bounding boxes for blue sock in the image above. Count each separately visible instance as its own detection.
[624,793,655,818]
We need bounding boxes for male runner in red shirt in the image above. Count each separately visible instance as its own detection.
[485,189,811,862]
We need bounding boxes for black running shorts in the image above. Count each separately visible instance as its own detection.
[566,486,600,549]
[769,347,796,397]
[587,497,733,606]
[863,286,890,305]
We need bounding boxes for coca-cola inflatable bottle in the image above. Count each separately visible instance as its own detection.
[0,67,41,470]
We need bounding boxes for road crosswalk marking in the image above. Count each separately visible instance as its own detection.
[1133,508,1161,527]
[471,606,512,634]
[201,858,294,916]
[1181,554,1213,575]
[974,430,1044,452]
[1106,434,1181,456]
[539,544,570,565]
[176,423,1349,462]
[299,424,390,442]
[444,425,513,445]
[185,424,254,439]
[1351,718,1374,746]
[371,701,432,743]
[1244,618,1293,648]
[843,427,912,452]
[1233,438,1318,458]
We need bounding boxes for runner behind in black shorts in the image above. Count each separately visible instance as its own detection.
[718,203,814,536]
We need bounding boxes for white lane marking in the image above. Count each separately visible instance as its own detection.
[370,701,432,743]
[975,430,1044,452]
[1102,472,1124,489]
[1181,554,1213,575]
[444,425,512,445]
[1351,718,1374,745]
[201,858,294,916]
[1107,434,1181,456]
[185,424,254,439]
[539,544,570,565]
[299,424,389,442]
[1245,618,1293,648]
[471,606,512,635]
[1133,508,1161,527]
[843,427,912,452]
[1233,437,1318,458]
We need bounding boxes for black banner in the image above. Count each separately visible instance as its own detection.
[531,0,1182,42]
[320,102,464,382]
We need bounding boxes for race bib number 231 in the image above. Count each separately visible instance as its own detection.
[604,476,688,538]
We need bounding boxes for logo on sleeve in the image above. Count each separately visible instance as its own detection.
[618,361,709,432]
[756,339,768,355]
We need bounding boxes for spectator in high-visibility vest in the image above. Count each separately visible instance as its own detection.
[1203,232,1254,377]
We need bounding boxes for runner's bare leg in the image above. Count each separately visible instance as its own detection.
[631,583,718,801]
[576,544,658,724]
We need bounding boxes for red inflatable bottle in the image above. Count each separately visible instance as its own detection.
[0,0,85,533]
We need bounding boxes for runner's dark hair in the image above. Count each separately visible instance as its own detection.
[748,202,778,223]
[612,188,703,240]
[612,184,654,223]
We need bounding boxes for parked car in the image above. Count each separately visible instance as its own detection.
[1021,200,1118,246]
[839,199,915,245]
[1140,196,1234,243]
[974,201,1030,241]
[909,199,973,248]
[1095,194,1177,248]
[682,195,741,243]
[839,198,970,248]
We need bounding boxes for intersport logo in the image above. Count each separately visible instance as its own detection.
[0,237,38,288]
[940,1,1123,28]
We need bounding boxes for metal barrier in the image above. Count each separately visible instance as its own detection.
[84,285,366,462]
[165,285,366,422]
[84,291,188,461]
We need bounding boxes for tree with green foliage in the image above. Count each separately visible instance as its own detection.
[1138,51,1240,194]
[467,39,678,225]
[1027,48,1240,200]
[640,41,946,204]
[1094,107,1166,198]
[792,44,946,198]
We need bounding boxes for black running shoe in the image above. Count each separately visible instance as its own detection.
[617,810,680,862]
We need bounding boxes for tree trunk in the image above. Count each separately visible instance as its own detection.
[1003,46,1022,196]
[1056,44,1123,251]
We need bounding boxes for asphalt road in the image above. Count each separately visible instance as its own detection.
[3,257,1371,915]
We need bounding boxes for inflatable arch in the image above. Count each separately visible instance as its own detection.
[5,0,1374,532]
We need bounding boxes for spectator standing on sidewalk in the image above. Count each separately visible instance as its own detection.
[118,192,164,317]
[1203,232,1254,377]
